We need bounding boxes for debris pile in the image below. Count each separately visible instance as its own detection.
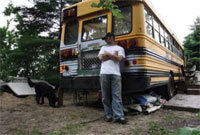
[124,92,166,114]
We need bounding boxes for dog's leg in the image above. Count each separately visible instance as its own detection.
[41,97,44,104]
[36,96,40,104]
[39,96,42,104]
[47,97,52,106]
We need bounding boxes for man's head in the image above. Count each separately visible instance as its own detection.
[102,32,115,45]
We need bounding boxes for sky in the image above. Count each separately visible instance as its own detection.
[0,0,200,44]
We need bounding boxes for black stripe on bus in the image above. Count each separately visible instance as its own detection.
[122,69,182,77]
[126,47,182,67]
[149,79,180,88]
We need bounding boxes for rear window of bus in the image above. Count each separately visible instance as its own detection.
[113,6,132,36]
[64,20,78,45]
[82,15,107,41]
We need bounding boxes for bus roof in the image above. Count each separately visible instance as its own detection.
[63,0,183,49]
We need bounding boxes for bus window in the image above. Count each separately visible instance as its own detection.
[145,8,153,38]
[82,16,107,41]
[64,20,78,45]
[165,32,170,49]
[113,6,132,35]
[168,36,173,51]
[153,18,160,43]
[160,26,165,47]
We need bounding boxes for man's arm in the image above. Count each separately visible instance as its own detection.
[104,51,123,62]
[99,54,110,61]
[109,54,123,62]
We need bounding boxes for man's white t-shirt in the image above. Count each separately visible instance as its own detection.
[98,45,125,76]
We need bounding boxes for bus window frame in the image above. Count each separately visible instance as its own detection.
[144,6,184,60]
[112,5,132,36]
[152,17,161,43]
[81,14,108,42]
[145,7,154,38]
[64,19,79,45]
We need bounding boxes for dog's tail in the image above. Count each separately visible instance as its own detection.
[27,77,36,87]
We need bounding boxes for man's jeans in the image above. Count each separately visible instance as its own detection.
[100,74,124,120]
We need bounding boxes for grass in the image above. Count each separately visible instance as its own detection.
[50,131,66,135]
[134,126,143,135]
[148,121,168,135]
[165,113,182,122]
[63,123,82,135]
[16,129,29,135]
[69,113,79,120]
[49,111,85,135]
[49,122,83,135]
[197,112,200,120]
[0,88,4,95]
[32,129,43,135]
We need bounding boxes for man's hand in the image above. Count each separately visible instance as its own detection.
[99,54,109,61]
[114,51,118,56]
[99,51,123,62]
[104,51,111,57]
[105,50,123,62]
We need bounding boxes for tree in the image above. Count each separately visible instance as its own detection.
[1,0,122,83]
[0,21,19,81]
[91,0,124,19]
[2,0,64,84]
[184,17,200,70]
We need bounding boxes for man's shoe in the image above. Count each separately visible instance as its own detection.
[113,117,127,124]
[104,116,112,122]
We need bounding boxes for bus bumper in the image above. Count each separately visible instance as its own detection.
[60,76,100,90]
[60,75,151,93]
[122,75,151,94]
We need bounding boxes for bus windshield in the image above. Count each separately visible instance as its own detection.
[64,20,78,45]
[82,15,107,41]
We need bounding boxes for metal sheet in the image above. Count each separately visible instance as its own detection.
[6,82,36,96]
[164,94,200,112]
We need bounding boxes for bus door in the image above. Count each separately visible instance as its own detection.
[78,15,109,76]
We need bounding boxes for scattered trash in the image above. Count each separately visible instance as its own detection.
[124,91,167,114]
[138,94,157,104]
[145,105,162,113]
[125,104,142,112]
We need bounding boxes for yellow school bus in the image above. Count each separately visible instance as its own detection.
[60,0,185,100]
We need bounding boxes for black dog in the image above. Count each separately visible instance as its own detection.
[27,77,58,107]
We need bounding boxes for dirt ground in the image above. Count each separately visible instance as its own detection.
[0,92,200,135]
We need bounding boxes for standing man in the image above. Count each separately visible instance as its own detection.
[98,32,127,124]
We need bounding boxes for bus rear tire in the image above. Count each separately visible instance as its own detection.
[165,74,175,100]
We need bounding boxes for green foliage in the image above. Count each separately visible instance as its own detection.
[91,0,124,19]
[3,3,20,16]
[8,36,60,79]
[184,16,200,70]
[169,126,200,135]
[0,22,18,81]
[0,0,69,84]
